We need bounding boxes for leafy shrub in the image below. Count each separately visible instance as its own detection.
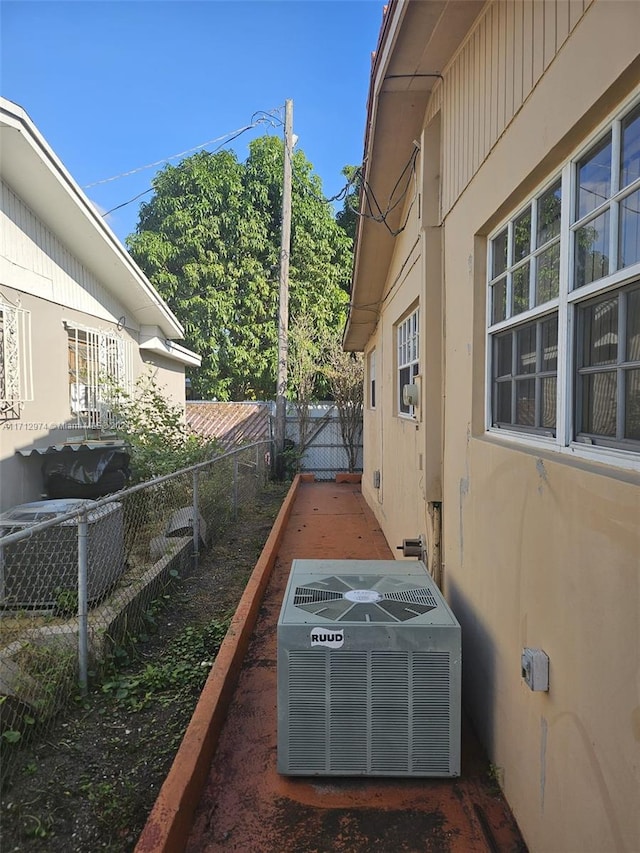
[110,372,220,483]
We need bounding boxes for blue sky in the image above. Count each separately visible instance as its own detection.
[1,0,384,244]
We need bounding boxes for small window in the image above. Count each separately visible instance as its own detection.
[492,315,558,434]
[572,107,640,291]
[66,324,132,428]
[620,104,640,189]
[489,179,562,325]
[368,349,376,409]
[397,308,419,416]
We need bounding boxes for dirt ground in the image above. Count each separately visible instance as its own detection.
[0,482,290,853]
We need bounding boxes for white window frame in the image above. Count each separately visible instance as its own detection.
[368,348,376,409]
[0,299,33,417]
[66,322,133,429]
[397,307,420,418]
[486,94,640,471]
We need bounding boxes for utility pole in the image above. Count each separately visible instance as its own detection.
[274,98,293,480]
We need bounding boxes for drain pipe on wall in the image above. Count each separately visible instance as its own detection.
[429,501,442,590]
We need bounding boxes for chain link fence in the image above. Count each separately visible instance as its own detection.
[0,441,270,785]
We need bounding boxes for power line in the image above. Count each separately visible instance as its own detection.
[251,108,284,127]
[100,114,281,218]
[85,109,283,189]
[292,165,359,205]
[97,106,420,237]
[355,144,420,237]
[103,188,153,217]
[286,139,419,237]
[289,143,419,234]
[285,139,359,206]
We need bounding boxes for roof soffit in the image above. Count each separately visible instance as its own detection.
[345,0,484,351]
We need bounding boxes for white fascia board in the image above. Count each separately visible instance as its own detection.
[371,0,411,102]
[0,98,184,340]
[139,336,202,367]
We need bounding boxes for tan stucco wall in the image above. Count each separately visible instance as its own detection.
[449,440,639,853]
[441,9,640,851]
[360,2,640,851]
[0,289,187,512]
[361,108,445,558]
[360,192,427,547]
[139,353,187,416]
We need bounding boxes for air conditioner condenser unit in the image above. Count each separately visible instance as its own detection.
[0,499,125,608]
[277,559,461,777]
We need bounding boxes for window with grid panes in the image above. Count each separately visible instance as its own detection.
[67,324,132,428]
[397,307,419,416]
[487,97,640,461]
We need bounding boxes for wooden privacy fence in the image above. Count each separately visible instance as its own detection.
[280,402,363,480]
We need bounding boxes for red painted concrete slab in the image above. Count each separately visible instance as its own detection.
[185,481,527,853]
[290,483,364,516]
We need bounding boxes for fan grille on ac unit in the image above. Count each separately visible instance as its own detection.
[292,575,438,623]
[294,587,344,605]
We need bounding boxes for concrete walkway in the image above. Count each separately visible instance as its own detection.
[137,477,526,852]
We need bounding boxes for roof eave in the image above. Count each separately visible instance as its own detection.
[344,0,485,352]
[0,98,185,340]
[139,336,202,367]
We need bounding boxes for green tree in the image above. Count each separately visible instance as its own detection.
[127,138,352,401]
[110,372,219,482]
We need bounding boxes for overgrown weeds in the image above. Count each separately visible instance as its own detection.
[0,482,289,852]
[101,616,230,712]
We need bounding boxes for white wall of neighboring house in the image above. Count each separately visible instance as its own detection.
[0,98,200,512]
[347,2,640,851]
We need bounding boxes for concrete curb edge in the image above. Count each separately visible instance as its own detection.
[135,474,302,853]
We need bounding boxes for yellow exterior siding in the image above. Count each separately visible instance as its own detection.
[440,0,594,214]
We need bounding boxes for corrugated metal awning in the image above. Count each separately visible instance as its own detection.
[18,441,127,457]
[186,402,271,449]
